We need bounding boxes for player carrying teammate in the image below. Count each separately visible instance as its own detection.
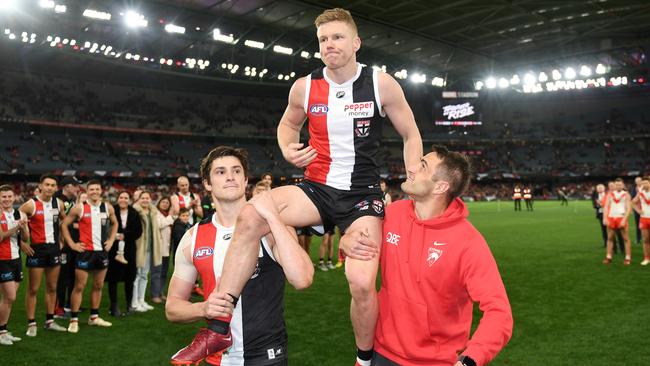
[171,8,422,366]
[167,146,313,365]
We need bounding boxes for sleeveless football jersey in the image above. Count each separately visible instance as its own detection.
[304,63,385,190]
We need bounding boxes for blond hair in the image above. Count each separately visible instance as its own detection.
[314,8,358,34]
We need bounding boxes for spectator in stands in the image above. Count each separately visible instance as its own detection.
[132,191,163,312]
[107,191,142,317]
[153,197,174,304]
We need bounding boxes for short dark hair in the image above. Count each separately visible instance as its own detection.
[178,207,191,215]
[430,145,471,201]
[615,177,624,183]
[39,174,57,184]
[200,146,249,183]
[86,179,102,189]
[0,184,13,193]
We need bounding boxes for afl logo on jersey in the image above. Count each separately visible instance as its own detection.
[223,233,232,241]
[336,91,345,98]
[194,246,214,260]
[309,104,329,116]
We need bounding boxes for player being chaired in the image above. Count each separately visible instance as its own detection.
[171,7,423,366]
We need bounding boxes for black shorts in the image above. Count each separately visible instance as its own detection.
[371,351,400,366]
[206,343,288,366]
[295,227,312,237]
[76,251,109,271]
[26,244,61,268]
[0,258,23,282]
[296,180,384,233]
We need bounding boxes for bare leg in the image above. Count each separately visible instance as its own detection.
[70,269,89,313]
[217,186,321,299]
[44,266,60,315]
[91,269,108,310]
[0,281,18,326]
[344,216,382,351]
[25,268,44,320]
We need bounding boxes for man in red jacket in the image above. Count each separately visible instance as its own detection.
[342,145,513,366]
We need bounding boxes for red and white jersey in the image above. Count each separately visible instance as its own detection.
[0,210,22,260]
[78,202,110,251]
[608,191,628,218]
[179,214,285,365]
[638,189,650,218]
[28,197,60,245]
[303,64,386,190]
[512,188,522,199]
[177,192,196,224]
[523,189,532,199]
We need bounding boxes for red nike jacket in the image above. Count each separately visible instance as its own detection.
[375,198,513,366]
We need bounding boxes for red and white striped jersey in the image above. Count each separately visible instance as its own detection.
[638,189,650,218]
[608,191,628,218]
[78,202,110,251]
[303,64,386,190]
[176,192,196,224]
[28,197,60,245]
[185,214,286,365]
[0,210,22,260]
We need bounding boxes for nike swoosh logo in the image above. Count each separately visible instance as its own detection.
[433,242,446,246]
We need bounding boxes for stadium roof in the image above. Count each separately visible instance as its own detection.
[2,0,649,84]
[151,0,650,72]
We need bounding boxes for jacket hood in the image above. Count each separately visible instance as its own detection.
[407,197,468,228]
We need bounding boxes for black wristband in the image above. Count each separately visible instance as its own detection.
[458,355,477,366]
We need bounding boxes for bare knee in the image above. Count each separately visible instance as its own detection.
[236,204,268,238]
[3,292,16,304]
[345,265,376,299]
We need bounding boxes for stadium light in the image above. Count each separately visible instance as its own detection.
[273,45,293,55]
[165,24,185,34]
[278,74,284,80]
[244,39,264,49]
[579,65,591,77]
[431,77,445,87]
[213,29,235,44]
[510,74,520,85]
[124,11,148,28]
[564,67,576,79]
[54,4,66,13]
[475,81,484,90]
[410,73,426,83]
[290,72,295,77]
[284,75,290,81]
[595,63,607,75]
[166,59,173,66]
[314,52,321,59]
[538,72,548,82]
[39,0,55,9]
[485,77,497,89]
[552,69,562,80]
[0,0,17,11]
[300,51,310,59]
[498,77,509,88]
[83,9,112,21]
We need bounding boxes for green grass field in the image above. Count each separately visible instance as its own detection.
[3,200,649,365]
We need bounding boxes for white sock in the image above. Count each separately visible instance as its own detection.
[356,358,371,366]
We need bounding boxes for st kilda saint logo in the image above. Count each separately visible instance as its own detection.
[355,120,371,137]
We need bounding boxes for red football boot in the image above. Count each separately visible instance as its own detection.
[170,328,232,365]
